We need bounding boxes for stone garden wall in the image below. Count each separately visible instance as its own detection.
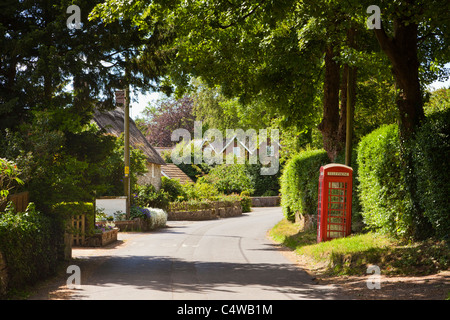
[167,201,242,221]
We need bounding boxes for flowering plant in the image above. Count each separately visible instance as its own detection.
[130,205,152,220]
[129,205,167,229]
[1,158,24,208]
[94,221,116,233]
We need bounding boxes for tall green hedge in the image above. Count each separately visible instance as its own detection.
[0,203,64,296]
[412,109,450,239]
[357,110,450,240]
[357,124,414,237]
[280,149,329,221]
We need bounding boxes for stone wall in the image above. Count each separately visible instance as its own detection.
[98,219,150,232]
[168,201,242,221]
[84,228,119,247]
[137,162,162,190]
[250,196,281,207]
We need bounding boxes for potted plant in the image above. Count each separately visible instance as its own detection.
[87,221,118,247]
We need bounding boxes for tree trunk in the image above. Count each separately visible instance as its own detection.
[374,16,431,239]
[318,45,342,161]
[338,64,348,148]
[374,18,424,140]
[345,66,356,166]
[345,27,357,167]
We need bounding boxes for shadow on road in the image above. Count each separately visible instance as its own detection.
[65,255,346,300]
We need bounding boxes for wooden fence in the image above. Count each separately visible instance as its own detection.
[0,191,29,213]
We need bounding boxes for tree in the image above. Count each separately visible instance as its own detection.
[139,95,196,147]
[0,0,174,132]
[0,118,148,211]
[369,0,450,139]
[191,78,271,132]
[155,0,397,161]
[0,0,176,211]
[84,0,450,157]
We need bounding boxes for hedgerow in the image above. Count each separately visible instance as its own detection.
[357,124,414,237]
[411,109,450,239]
[0,203,64,296]
[280,149,329,221]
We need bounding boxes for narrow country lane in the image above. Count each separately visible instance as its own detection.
[32,207,346,300]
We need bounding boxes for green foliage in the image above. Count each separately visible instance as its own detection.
[1,118,148,211]
[0,158,24,208]
[239,192,252,213]
[52,202,95,236]
[412,109,450,239]
[199,164,254,195]
[271,219,449,276]
[0,203,63,295]
[181,181,220,201]
[214,193,252,213]
[280,149,329,221]
[160,176,186,202]
[133,184,170,211]
[1,0,170,132]
[191,78,271,131]
[101,133,148,197]
[424,88,450,115]
[245,162,281,197]
[357,124,414,237]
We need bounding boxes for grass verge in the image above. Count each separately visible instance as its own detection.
[269,218,449,276]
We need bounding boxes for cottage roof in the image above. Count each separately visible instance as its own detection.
[93,108,166,165]
[161,164,194,185]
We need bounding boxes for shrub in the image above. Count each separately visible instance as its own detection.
[200,164,254,195]
[160,176,186,202]
[239,192,252,213]
[145,208,168,229]
[357,124,414,237]
[0,158,23,208]
[280,149,329,221]
[0,203,63,295]
[129,206,167,229]
[181,181,220,201]
[133,184,170,210]
[244,162,281,196]
[412,109,450,239]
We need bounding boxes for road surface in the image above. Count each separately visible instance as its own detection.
[35,207,345,300]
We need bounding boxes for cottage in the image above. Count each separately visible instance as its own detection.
[93,108,166,190]
[154,147,194,184]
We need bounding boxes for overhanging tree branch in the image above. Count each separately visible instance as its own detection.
[213,0,266,30]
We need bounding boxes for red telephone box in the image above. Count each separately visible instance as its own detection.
[317,164,353,242]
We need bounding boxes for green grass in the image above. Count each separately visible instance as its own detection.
[270,218,450,276]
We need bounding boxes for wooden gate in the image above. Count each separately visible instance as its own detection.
[72,214,86,246]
